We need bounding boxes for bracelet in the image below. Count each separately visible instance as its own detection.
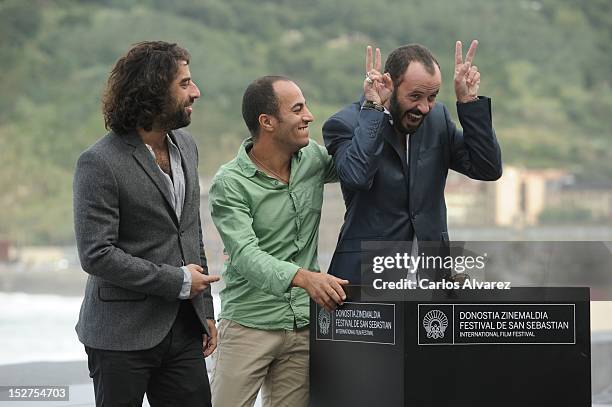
[362,100,385,112]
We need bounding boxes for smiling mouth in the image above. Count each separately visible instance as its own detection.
[406,112,423,122]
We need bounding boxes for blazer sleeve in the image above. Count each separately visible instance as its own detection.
[323,106,388,190]
[73,149,184,300]
[197,215,215,319]
[193,140,215,319]
[446,97,503,180]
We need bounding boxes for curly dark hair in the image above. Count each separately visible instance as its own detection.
[102,41,191,134]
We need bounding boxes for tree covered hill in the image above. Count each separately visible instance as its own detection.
[1,0,611,243]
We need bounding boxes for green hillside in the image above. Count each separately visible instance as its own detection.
[1,0,611,243]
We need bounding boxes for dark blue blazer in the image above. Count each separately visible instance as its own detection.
[323,97,502,283]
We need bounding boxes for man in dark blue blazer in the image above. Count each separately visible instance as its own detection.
[323,41,502,284]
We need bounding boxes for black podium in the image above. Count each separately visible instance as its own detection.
[310,287,590,407]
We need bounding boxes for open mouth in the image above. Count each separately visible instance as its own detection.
[406,112,423,122]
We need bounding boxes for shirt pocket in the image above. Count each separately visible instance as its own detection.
[293,182,324,214]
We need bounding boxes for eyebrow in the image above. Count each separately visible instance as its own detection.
[411,87,439,95]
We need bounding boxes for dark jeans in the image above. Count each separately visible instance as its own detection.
[85,301,211,407]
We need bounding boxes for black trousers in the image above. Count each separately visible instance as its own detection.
[85,301,212,407]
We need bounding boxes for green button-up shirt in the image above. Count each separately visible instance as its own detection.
[209,138,336,330]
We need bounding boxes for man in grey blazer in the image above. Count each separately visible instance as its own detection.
[73,41,219,406]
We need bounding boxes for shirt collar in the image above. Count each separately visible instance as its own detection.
[144,133,179,156]
[236,137,304,178]
[236,138,258,178]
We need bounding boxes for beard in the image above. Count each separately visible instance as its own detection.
[157,96,192,131]
[389,91,426,135]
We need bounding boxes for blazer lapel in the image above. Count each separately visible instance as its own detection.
[169,131,195,228]
[122,131,179,226]
[408,126,423,194]
[383,124,410,187]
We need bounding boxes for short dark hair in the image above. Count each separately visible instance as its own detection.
[242,75,290,138]
[102,41,191,134]
[384,44,440,87]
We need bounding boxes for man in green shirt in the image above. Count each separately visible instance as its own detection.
[208,76,349,407]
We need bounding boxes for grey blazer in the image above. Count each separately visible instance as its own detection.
[73,128,214,351]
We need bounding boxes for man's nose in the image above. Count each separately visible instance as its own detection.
[191,82,201,100]
[303,106,314,123]
[418,100,430,115]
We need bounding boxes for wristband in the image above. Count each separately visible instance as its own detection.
[362,100,385,112]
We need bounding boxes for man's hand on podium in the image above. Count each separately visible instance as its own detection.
[292,268,349,311]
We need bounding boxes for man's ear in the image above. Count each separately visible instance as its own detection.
[258,114,275,133]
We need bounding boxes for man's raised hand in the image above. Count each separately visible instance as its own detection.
[364,46,393,105]
[454,40,480,103]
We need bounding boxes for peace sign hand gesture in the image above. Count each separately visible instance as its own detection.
[364,46,393,105]
[454,40,480,103]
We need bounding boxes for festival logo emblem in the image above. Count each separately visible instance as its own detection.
[423,309,449,339]
[318,308,331,336]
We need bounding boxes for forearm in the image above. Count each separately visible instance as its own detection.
[452,97,502,180]
[324,108,387,190]
[209,177,301,297]
[221,238,302,297]
[196,217,215,317]
[76,237,184,299]
[291,267,311,289]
